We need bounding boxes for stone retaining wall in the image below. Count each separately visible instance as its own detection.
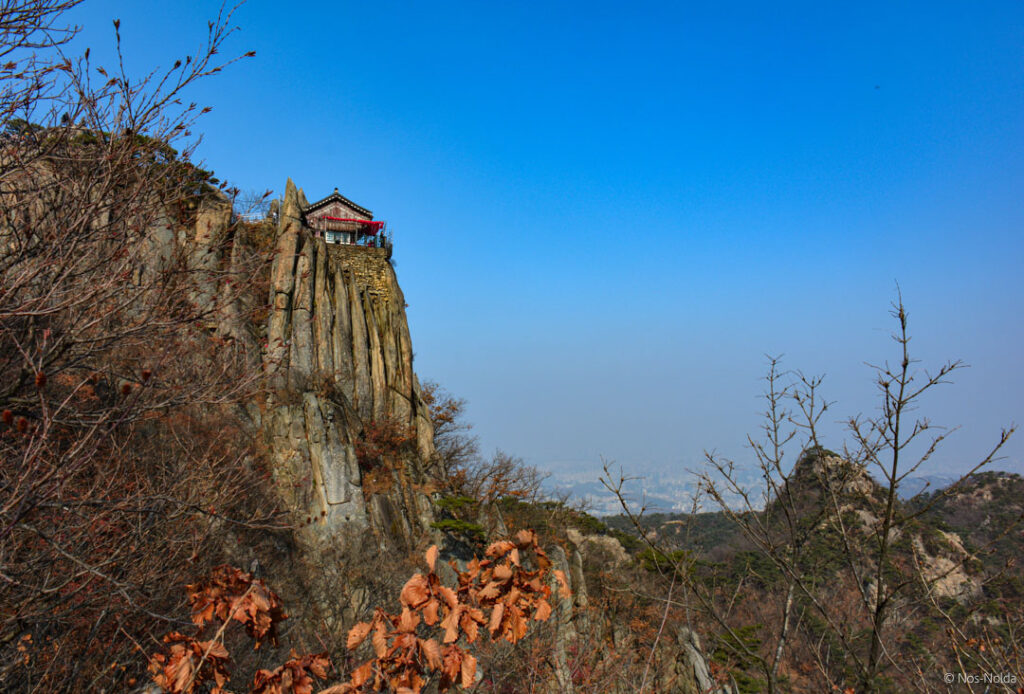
[326,243,391,297]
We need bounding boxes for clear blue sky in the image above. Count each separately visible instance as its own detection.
[70,1,1023,479]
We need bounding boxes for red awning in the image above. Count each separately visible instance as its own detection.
[318,216,384,235]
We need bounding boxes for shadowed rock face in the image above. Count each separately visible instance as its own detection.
[263,178,436,545]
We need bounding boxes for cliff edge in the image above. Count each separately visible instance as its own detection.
[262,179,437,547]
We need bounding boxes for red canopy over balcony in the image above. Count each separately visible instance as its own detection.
[317,216,385,235]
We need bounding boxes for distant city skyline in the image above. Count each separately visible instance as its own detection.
[69,1,1024,479]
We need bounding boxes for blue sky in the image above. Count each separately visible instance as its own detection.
[70,1,1023,478]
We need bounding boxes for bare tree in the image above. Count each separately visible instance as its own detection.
[0,3,285,691]
[605,296,1017,693]
[421,380,480,475]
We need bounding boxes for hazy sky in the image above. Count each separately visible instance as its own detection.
[70,1,1023,478]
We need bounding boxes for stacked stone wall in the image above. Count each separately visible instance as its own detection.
[326,244,391,297]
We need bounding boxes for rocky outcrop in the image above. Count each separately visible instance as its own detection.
[912,530,982,601]
[566,527,630,567]
[660,627,728,694]
[262,179,436,547]
[189,198,231,318]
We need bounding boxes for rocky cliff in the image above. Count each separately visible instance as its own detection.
[165,179,721,692]
[262,179,437,547]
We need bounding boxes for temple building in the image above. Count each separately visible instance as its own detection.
[302,188,390,254]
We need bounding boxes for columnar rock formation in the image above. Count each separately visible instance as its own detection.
[263,179,436,545]
[134,178,724,692]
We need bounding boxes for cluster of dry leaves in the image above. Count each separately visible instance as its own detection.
[149,532,567,694]
[187,565,288,649]
[354,418,416,472]
[149,566,329,694]
[331,530,569,694]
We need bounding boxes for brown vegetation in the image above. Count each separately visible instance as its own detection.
[0,2,281,691]
[603,298,1021,693]
[3,4,1020,694]
[144,532,567,694]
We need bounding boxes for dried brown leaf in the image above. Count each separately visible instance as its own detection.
[488,602,504,636]
[400,574,430,609]
[347,622,372,650]
[440,605,462,643]
[461,652,477,689]
[422,598,440,626]
[351,660,373,687]
[513,529,536,547]
[486,540,515,558]
[397,607,420,634]
[420,638,442,670]
[438,585,458,609]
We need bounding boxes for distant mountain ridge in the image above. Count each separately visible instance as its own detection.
[898,474,957,499]
[605,458,1023,584]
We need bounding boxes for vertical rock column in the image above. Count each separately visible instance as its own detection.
[262,178,437,541]
[265,179,366,530]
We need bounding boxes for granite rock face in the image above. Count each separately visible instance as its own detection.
[263,179,436,545]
